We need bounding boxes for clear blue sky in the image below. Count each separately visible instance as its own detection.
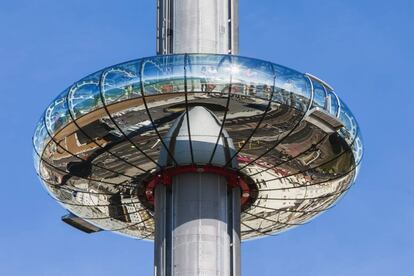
[0,0,412,275]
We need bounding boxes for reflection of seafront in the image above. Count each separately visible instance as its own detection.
[238,157,355,238]
[34,55,363,239]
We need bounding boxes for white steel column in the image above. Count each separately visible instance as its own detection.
[172,173,230,275]
[154,174,240,276]
[154,105,241,276]
[157,0,239,55]
[155,1,241,271]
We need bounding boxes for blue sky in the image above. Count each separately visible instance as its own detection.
[0,0,413,275]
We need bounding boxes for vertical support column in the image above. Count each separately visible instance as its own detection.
[230,0,239,55]
[229,187,241,276]
[157,0,239,55]
[154,173,241,276]
[154,184,172,276]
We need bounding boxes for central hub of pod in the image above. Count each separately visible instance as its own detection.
[159,106,239,168]
[142,165,258,211]
[138,106,258,211]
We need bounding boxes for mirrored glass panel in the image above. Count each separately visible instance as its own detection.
[33,54,363,240]
[45,88,72,135]
[338,99,358,144]
[311,80,327,109]
[327,90,340,117]
[33,116,50,155]
[68,72,103,119]
[142,55,186,96]
[187,54,232,94]
[272,64,311,111]
[101,60,142,105]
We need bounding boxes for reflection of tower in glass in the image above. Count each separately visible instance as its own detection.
[33,1,363,275]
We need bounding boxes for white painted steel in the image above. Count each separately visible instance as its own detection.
[159,106,238,168]
[155,106,241,275]
[155,2,241,274]
[173,173,229,275]
[154,174,241,276]
[157,0,239,55]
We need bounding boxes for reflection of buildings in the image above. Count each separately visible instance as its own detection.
[239,158,355,238]
[41,88,357,238]
[34,55,362,240]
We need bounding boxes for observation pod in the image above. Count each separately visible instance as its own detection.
[33,1,363,276]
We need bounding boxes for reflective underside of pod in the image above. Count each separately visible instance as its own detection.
[33,54,363,240]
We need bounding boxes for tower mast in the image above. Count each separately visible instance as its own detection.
[157,0,239,55]
[155,1,241,275]
[33,2,363,276]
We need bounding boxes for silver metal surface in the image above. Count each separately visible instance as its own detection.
[229,187,241,276]
[154,184,171,276]
[33,54,363,240]
[159,106,238,168]
[157,0,239,55]
[33,2,363,275]
[61,213,102,233]
[154,173,240,276]
[155,106,240,275]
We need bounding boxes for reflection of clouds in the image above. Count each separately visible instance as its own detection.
[46,98,69,132]
[274,78,308,97]
[353,135,364,164]
[68,80,101,116]
[34,120,48,151]
[102,68,138,91]
[33,54,362,240]
[207,66,217,74]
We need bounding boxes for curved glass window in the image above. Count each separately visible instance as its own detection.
[187,54,232,94]
[354,163,362,181]
[33,148,41,174]
[327,90,340,117]
[228,56,274,100]
[142,55,185,96]
[68,72,103,118]
[272,64,311,111]
[32,54,363,240]
[33,117,49,155]
[45,88,71,135]
[101,60,142,105]
[311,80,327,109]
[338,99,358,144]
[352,132,364,166]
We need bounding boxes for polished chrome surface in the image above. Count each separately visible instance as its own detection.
[155,107,241,275]
[157,0,239,55]
[33,54,363,240]
[154,173,240,276]
[159,106,238,168]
